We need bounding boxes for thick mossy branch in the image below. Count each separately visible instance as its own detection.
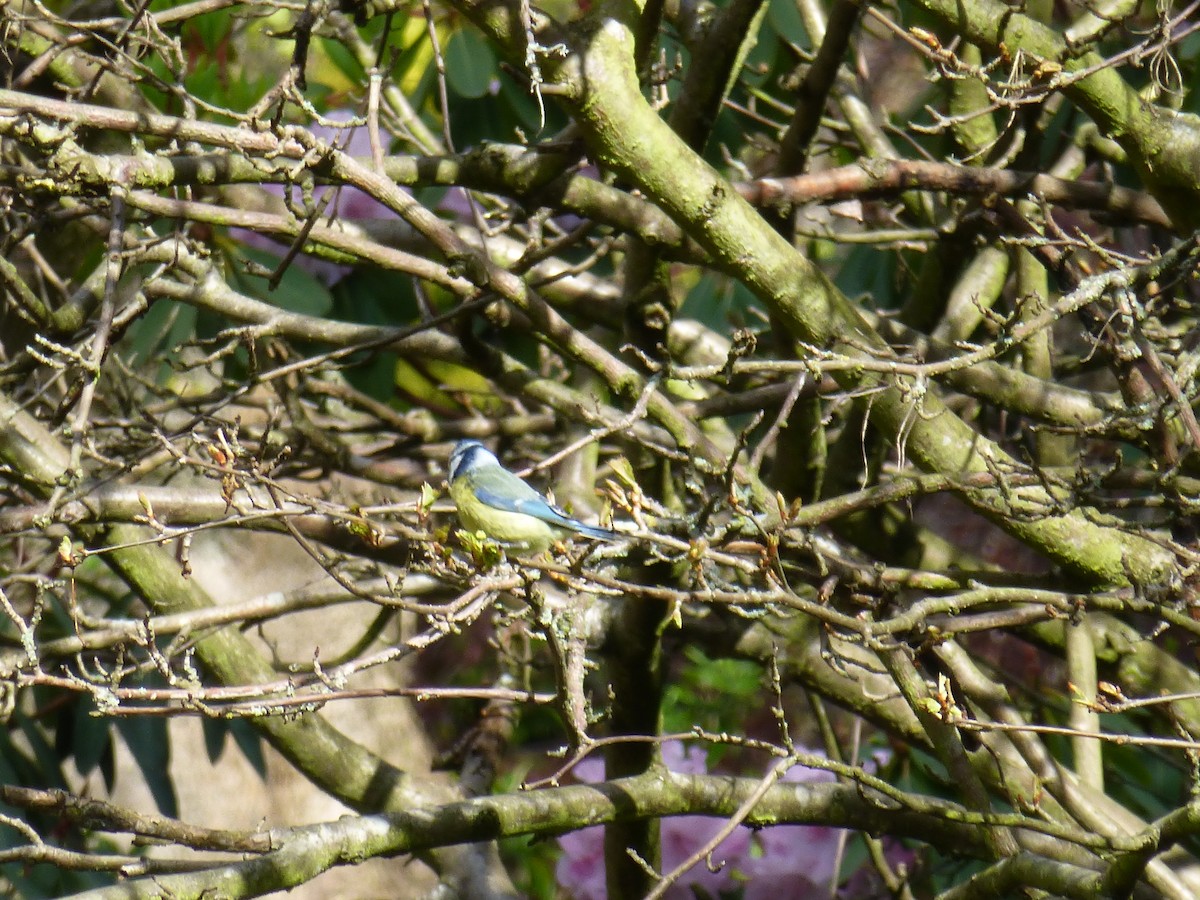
[66,767,1104,900]
[0,390,514,898]
[908,0,1200,229]
[556,18,1177,588]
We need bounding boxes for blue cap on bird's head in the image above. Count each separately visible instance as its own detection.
[449,439,497,482]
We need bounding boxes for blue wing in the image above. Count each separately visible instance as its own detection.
[468,468,615,539]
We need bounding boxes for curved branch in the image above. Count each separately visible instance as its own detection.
[63,768,1103,900]
[0,388,517,898]
[552,15,1178,587]
[904,0,1200,229]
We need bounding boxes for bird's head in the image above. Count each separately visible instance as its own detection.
[449,440,500,482]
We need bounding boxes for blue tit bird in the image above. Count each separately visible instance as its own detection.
[448,440,617,551]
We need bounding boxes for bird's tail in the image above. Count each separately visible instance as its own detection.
[571,521,619,541]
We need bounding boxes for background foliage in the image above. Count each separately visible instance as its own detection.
[3,0,1200,897]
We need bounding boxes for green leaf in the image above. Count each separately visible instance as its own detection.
[391,15,438,98]
[496,75,545,133]
[445,28,497,100]
[233,245,335,317]
[17,711,69,790]
[71,698,113,777]
[767,0,809,47]
[124,298,198,371]
[186,58,223,107]
[680,274,759,329]
[320,35,365,85]
[331,266,419,326]
[835,246,897,308]
[184,2,234,52]
[0,725,33,784]
[662,647,761,736]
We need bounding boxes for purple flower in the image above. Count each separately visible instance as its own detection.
[231,111,393,286]
[555,742,871,898]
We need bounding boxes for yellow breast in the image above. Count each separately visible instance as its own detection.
[450,478,556,551]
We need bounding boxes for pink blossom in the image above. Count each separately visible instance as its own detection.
[231,112,393,286]
[555,742,871,898]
